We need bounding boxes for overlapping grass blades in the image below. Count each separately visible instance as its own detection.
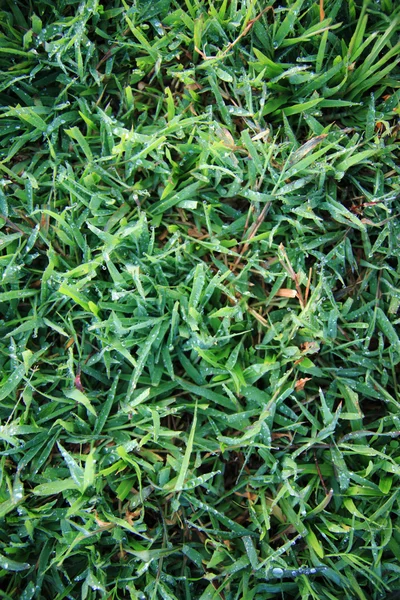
[0,1,400,598]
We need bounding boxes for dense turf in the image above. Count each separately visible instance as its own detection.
[0,0,400,598]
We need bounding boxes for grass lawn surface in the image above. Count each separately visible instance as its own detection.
[0,0,400,598]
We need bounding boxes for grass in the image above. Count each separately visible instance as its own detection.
[0,0,400,598]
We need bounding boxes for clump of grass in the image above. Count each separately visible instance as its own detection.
[0,1,400,598]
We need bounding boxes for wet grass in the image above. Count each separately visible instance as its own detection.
[0,0,400,598]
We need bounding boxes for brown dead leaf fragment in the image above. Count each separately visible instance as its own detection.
[276,288,298,298]
[234,491,258,502]
[300,341,320,354]
[271,432,293,442]
[125,509,141,525]
[187,227,209,239]
[74,368,85,393]
[289,134,327,164]
[65,337,75,350]
[319,0,325,21]
[94,512,113,528]
[295,377,311,391]
[216,127,236,150]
